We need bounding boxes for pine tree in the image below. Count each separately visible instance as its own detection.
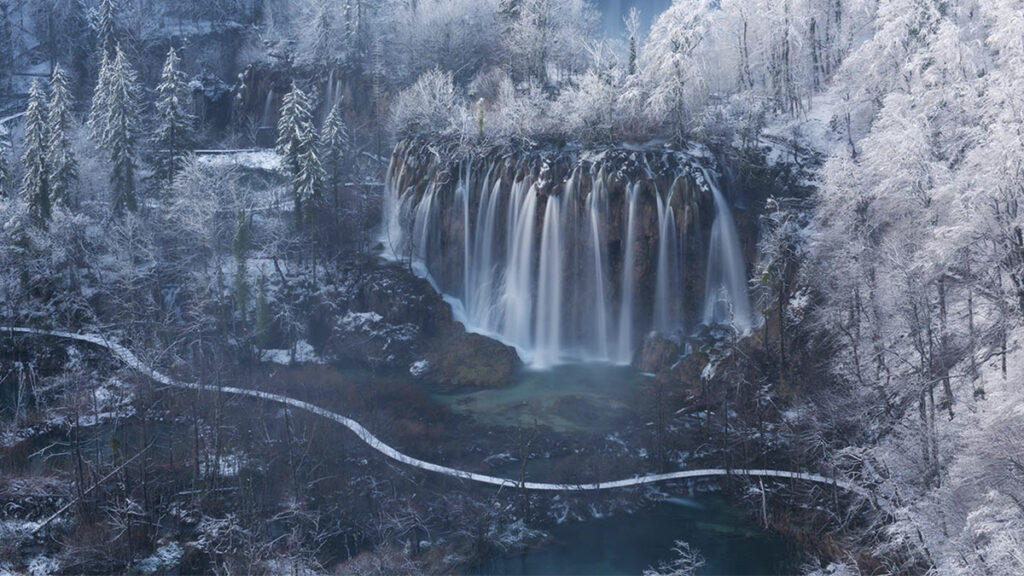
[625,7,640,76]
[321,102,349,219]
[294,125,325,217]
[102,46,141,214]
[21,80,51,224]
[276,83,322,223]
[48,64,78,208]
[88,52,112,141]
[96,0,118,59]
[152,47,195,189]
[0,128,10,197]
[311,4,333,68]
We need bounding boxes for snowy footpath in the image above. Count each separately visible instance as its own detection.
[4,326,869,496]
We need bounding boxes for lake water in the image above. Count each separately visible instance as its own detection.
[431,363,647,434]
[431,363,798,575]
[478,495,796,575]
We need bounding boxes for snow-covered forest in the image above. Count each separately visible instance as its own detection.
[1,0,1022,574]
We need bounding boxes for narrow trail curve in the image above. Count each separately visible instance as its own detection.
[4,326,870,497]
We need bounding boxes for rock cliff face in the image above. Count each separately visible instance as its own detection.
[382,140,765,368]
[320,256,522,388]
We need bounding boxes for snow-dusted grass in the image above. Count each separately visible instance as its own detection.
[4,327,870,497]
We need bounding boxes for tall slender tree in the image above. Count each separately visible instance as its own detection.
[48,64,78,208]
[22,81,51,223]
[625,7,640,76]
[276,83,322,223]
[321,102,349,228]
[96,0,119,59]
[88,52,112,141]
[101,46,141,214]
[0,127,10,197]
[152,47,195,189]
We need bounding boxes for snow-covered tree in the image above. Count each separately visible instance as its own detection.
[390,68,459,138]
[276,82,322,223]
[386,0,502,85]
[639,0,715,141]
[0,127,10,197]
[321,102,349,223]
[625,7,640,76]
[88,52,112,142]
[21,80,51,224]
[503,0,596,84]
[100,46,142,214]
[95,0,119,58]
[48,64,78,208]
[152,47,195,190]
[643,540,705,576]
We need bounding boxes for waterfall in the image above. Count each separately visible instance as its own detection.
[702,174,754,331]
[534,194,564,368]
[616,182,640,364]
[654,181,682,335]
[502,179,539,355]
[261,90,274,128]
[586,168,611,359]
[326,69,336,110]
[457,159,472,301]
[384,145,755,368]
[468,176,502,329]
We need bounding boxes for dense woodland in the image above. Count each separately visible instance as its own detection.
[1,0,1023,575]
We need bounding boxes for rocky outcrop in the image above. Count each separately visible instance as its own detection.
[320,256,520,388]
[634,332,681,373]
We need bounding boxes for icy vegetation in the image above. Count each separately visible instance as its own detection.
[0,0,1022,575]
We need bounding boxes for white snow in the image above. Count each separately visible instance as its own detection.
[261,339,322,365]
[340,311,384,331]
[409,359,431,376]
[195,149,283,172]
[135,542,184,574]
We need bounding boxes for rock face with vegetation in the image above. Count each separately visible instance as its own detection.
[321,256,521,387]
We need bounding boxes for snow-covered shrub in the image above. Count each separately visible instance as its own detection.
[390,69,461,139]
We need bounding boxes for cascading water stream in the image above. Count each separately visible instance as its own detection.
[587,168,611,359]
[702,172,753,331]
[654,179,683,335]
[617,182,640,364]
[384,145,755,368]
[534,194,564,368]
[502,179,539,356]
[261,90,275,128]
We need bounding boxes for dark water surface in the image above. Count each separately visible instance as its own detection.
[477,496,797,575]
[429,361,799,574]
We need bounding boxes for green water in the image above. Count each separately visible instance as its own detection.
[477,496,796,575]
[431,363,648,433]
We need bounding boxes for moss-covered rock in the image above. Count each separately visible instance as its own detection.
[423,325,521,389]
